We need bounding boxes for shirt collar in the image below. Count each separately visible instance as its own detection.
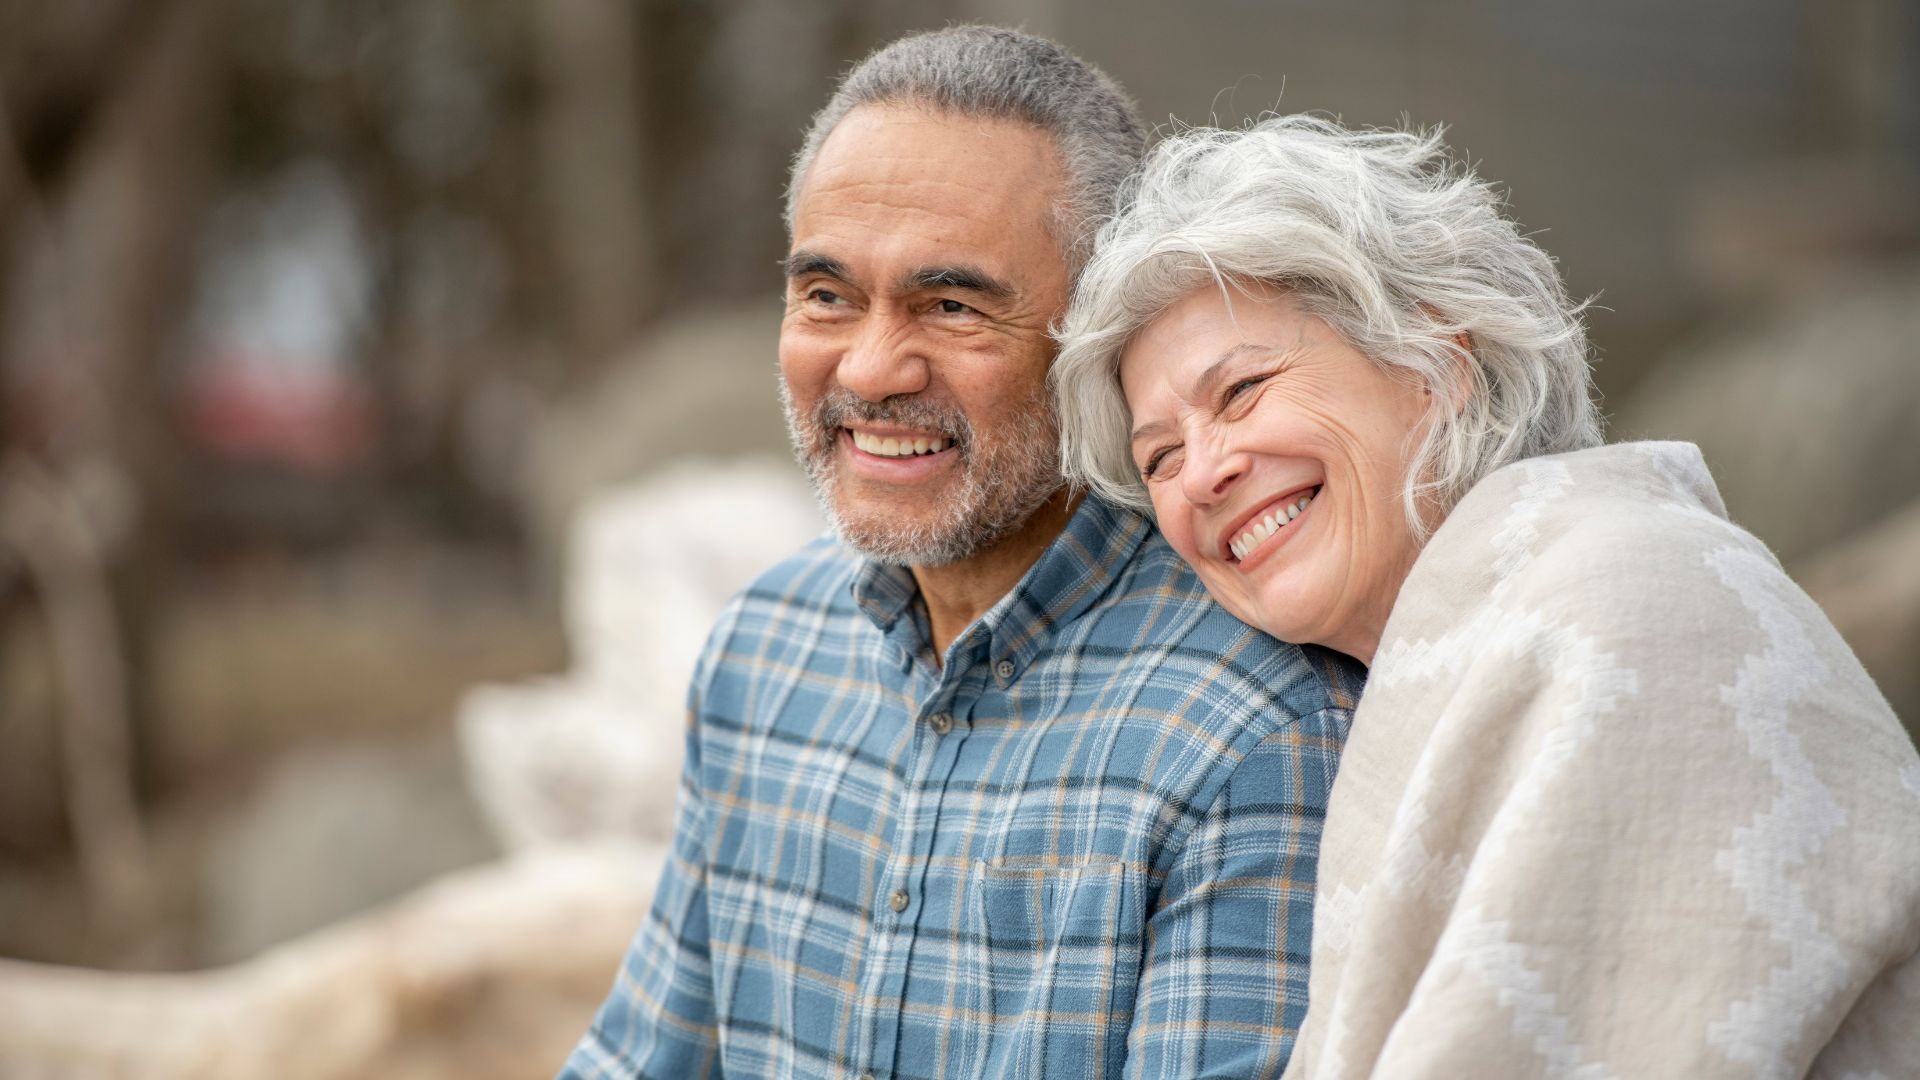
[850,496,1151,673]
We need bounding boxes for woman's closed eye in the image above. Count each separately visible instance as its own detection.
[1142,444,1183,480]
[1222,373,1271,406]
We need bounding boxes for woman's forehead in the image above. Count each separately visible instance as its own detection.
[1121,288,1305,397]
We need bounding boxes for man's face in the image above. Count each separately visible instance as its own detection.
[780,104,1071,566]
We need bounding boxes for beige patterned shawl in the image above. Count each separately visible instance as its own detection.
[1284,442,1920,1080]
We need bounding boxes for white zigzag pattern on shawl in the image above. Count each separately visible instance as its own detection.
[1397,604,1634,1080]
[1631,443,1740,536]
[1485,458,1573,588]
[1704,544,1851,1078]
[1368,457,1577,689]
[1326,458,1635,1079]
[1429,919,1619,1080]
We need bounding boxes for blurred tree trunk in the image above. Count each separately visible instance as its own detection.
[56,0,220,799]
[0,456,149,920]
[0,0,169,457]
[690,0,842,296]
[532,0,653,376]
[0,0,220,820]
[1799,0,1920,157]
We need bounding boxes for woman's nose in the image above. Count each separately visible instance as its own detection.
[1181,439,1247,506]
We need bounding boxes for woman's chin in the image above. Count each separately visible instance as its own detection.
[1221,589,1313,647]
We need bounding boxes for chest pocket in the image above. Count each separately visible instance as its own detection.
[962,859,1147,1078]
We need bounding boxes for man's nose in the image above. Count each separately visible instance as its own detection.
[1181,437,1248,507]
[836,311,929,402]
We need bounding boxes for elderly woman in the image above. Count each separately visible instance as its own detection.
[1054,116,1920,1078]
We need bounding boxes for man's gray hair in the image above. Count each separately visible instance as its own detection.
[1053,115,1602,536]
[784,25,1144,279]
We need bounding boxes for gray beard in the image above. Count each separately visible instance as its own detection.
[781,381,1063,567]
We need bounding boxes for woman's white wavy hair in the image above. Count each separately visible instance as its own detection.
[1052,115,1601,538]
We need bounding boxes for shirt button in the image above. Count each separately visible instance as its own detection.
[995,659,1015,681]
[930,711,953,735]
[887,889,910,913]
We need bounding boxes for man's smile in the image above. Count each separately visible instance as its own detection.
[841,426,961,482]
[847,428,953,457]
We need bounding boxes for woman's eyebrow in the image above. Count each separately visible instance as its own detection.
[1130,343,1272,444]
[1129,417,1171,445]
[1193,342,1269,399]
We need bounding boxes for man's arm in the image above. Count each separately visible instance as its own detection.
[1124,712,1344,1079]
[558,712,720,1080]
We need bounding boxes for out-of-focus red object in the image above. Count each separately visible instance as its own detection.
[180,352,375,473]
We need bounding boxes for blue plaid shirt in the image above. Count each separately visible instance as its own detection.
[562,496,1363,1079]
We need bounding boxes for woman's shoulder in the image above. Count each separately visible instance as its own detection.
[1434,441,1773,614]
[1388,441,1900,747]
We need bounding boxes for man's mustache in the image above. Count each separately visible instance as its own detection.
[812,391,974,453]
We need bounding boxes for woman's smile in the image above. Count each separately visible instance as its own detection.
[1223,484,1320,567]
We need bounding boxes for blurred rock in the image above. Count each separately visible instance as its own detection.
[1681,157,1920,302]
[199,736,498,964]
[1612,260,1920,563]
[461,457,822,851]
[0,841,661,1080]
[517,296,798,589]
[1795,498,1920,740]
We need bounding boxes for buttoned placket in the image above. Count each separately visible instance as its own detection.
[852,629,979,1080]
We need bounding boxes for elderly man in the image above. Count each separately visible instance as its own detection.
[562,27,1363,1080]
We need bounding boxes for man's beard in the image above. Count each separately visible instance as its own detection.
[781,382,1064,567]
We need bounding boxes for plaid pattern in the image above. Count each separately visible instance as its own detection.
[562,497,1363,1080]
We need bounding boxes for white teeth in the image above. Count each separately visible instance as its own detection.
[1230,489,1319,563]
[852,431,950,457]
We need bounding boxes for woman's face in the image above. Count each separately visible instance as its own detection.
[1118,282,1433,663]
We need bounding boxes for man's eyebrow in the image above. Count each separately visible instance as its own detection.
[901,265,1015,302]
[784,250,851,280]
[1128,343,1269,444]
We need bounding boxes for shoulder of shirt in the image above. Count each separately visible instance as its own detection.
[682,532,858,693]
[1082,526,1365,731]
[726,531,863,615]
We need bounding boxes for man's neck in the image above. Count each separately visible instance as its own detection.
[910,489,1081,665]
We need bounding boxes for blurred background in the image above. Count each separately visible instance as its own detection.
[1,0,1916,1075]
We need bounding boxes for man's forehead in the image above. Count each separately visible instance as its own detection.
[808,102,1062,180]
[787,104,1067,285]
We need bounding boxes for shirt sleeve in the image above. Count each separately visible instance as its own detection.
[557,708,720,1079]
[1124,712,1344,1079]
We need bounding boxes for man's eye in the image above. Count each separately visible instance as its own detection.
[936,299,975,315]
[808,288,844,305]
